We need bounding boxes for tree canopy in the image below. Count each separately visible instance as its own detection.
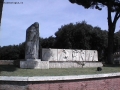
[69,0,120,64]
[0,21,120,62]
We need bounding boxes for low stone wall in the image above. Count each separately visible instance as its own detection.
[20,61,103,69]
[42,48,98,61]
[0,60,103,69]
[0,73,120,90]
[20,59,49,69]
[0,60,14,65]
[49,61,103,68]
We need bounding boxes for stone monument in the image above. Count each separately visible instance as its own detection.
[20,22,49,69]
[42,48,103,68]
[20,22,102,69]
[25,22,39,60]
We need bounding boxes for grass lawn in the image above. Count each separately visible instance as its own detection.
[0,65,120,76]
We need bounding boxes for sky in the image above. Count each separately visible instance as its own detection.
[0,0,120,47]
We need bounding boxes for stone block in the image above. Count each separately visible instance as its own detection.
[42,48,57,61]
[49,61,82,68]
[49,61,103,68]
[58,49,72,61]
[85,50,98,61]
[72,49,80,61]
[79,50,85,61]
[83,62,103,67]
[41,49,98,62]
[93,50,98,61]
[25,22,39,59]
[20,59,49,69]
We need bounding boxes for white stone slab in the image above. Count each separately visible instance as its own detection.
[26,59,41,61]
[0,72,120,81]
[79,50,85,61]
[20,60,49,69]
[85,50,98,61]
[85,50,91,61]
[49,61,102,68]
[72,49,80,61]
[42,48,57,61]
[49,61,82,68]
[83,62,103,67]
[93,50,98,61]
[58,49,72,61]
[41,48,98,62]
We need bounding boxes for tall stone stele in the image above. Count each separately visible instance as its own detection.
[20,22,49,69]
[25,22,39,60]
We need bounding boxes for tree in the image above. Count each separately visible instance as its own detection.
[54,21,108,61]
[0,45,20,60]
[40,36,55,48]
[90,27,108,61]
[69,0,120,64]
[54,21,93,49]
[0,0,4,25]
[114,30,120,52]
[18,42,25,59]
[73,21,93,49]
[55,23,74,49]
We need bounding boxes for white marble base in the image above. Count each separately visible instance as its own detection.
[20,59,49,69]
[20,60,102,69]
[49,61,103,68]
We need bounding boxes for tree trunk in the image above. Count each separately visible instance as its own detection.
[107,1,115,64]
[107,28,114,64]
[0,0,4,25]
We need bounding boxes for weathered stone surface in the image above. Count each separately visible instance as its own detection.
[72,49,80,61]
[42,48,57,61]
[42,49,98,61]
[49,61,82,68]
[83,62,103,67]
[25,22,39,60]
[93,50,98,61]
[20,60,49,69]
[49,61,103,68]
[85,50,98,61]
[20,22,101,69]
[79,50,86,61]
[58,49,72,61]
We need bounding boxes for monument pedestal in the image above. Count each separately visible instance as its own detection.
[49,61,103,68]
[20,59,49,69]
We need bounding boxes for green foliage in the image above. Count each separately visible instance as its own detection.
[54,21,93,49]
[54,21,108,61]
[55,23,74,49]
[69,0,120,12]
[0,21,119,62]
[73,21,93,49]
[69,0,120,64]
[18,42,25,59]
[0,45,20,60]
[40,36,55,48]
[54,21,107,50]
[114,30,120,52]
[90,27,108,49]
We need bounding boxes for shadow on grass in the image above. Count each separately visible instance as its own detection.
[0,65,17,72]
